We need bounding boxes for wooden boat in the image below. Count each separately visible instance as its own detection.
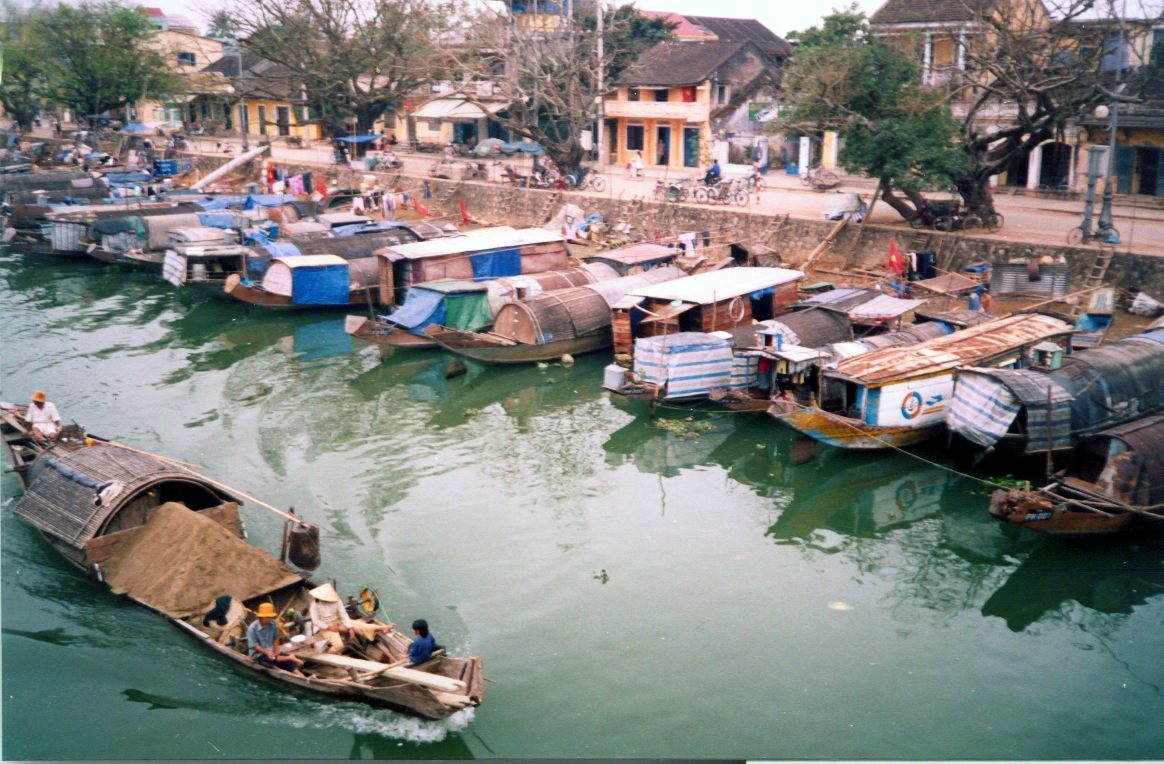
[988,414,1164,535]
[347,261,625,350]
[769,313,1076,451]
[947,327,1164,456]
[4,430,484,719]
[424,265,688,364]
[375,227,568,307]
[224,255,380,309]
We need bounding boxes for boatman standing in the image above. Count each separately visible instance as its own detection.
[27,390,61,443]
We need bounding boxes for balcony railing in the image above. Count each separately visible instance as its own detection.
[603,99,708,121]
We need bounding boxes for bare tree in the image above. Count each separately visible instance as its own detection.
[441,5,672,171]
[223,0,449,136]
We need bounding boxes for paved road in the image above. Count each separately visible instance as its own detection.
[185,134,1164,258]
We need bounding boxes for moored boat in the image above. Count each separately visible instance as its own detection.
[425,265,688,364]
[224,254,381,309]
[769,313,1076,451]
[988,414,1164,535]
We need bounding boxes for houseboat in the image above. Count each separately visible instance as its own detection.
[946,328,1164,456]
[424,266,688,364]
[769,313,1076,450]
[988,414,1164,535]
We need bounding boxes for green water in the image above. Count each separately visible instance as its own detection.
[2,248,1163,760]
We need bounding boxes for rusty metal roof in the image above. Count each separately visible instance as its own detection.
[827,313,1074,385]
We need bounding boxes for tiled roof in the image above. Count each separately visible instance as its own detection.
[617,40,751,86]
[870,0,996,25]
[683,15,792,58]
[638,10,715,39]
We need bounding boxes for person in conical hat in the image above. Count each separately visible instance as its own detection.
[245,602,306,676]
[308,582,394,655]
[27,390,61,444]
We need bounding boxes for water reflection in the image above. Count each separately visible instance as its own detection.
[983,537,1164,631]
[603,409,738,477]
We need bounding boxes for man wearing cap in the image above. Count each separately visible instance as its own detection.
[245,602,306,676]
[27,391,61,444]
[308,583,394,655]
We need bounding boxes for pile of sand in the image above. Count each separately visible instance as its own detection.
[103,502,302,618]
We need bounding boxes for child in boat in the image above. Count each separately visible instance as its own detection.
[408,619,438,664]
[246,602,306,676]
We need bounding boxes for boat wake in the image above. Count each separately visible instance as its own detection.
[281,702,476,743]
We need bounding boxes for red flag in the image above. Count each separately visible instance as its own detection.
[459,197,469,226]
[413,198,432,217]
[887,240,905,276]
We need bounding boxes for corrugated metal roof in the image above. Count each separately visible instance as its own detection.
[586,265,688,306]
[1078,414,1164,506]
[848,295,927,321]
[828,313,1075,385]
[377,227,563,261]
[627,267,803,304]
[580,243,677,267]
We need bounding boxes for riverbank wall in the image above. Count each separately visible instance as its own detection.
[197,153,1164,295]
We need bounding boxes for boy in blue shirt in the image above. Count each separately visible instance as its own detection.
[408,618,439,665]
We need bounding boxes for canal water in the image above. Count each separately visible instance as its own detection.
[2,247,1163,760]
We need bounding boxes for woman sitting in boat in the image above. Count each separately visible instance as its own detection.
[246,602,306,677]
[408,619,440,665]
[26,390,61,444]
[308,583,395,655]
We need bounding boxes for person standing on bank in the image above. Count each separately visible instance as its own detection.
[246,602,306,676]
[630,150,644,178]
[27,390,61,443]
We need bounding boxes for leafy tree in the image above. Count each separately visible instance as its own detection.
[224,0,447,136]
[780,10,966,219]
[31,1,176,122]
[0,1,45,130]
[444,4,673,172]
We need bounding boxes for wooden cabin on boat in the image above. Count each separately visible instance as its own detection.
[769,313,1077,451]
[988,414,1164,535]
[424,266,688,364]
[225,254,379,308]
[946,328,1164,456]
[609,267,804,358]
[375,227,568,307]
[12,439,243,574]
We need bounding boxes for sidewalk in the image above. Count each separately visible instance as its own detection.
[29,123,1163,258]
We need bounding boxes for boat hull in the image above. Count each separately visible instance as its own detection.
[425,325,610,364]
[224,274,374,310]
[768,400,942,450]
[345,315,438,349]
[988,486,1154,535]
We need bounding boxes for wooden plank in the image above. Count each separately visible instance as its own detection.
[301,652,466,693]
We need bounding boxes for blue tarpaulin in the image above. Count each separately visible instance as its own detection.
[333,221,410,237]
[500,141,544,155]
[387,288,445,331]
[470,248,521,280]
[199,212,241,228]
[334,134,382,144]
[187,194,298,211]
[291,263,350,305]
[265,242,302,259]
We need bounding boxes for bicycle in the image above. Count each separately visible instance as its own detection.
[562,166,606,192]
[1067,220,1119,246]
[799,164,839,191]
[962,207,1005,232]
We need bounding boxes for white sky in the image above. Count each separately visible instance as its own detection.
[149,0,888,40]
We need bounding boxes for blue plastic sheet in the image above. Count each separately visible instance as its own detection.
[291,263,350,305]
[198,212,240,229]
[334,134,382,144]
[470,248,521,280]
[265,242,302,259]
[387,287,445,330]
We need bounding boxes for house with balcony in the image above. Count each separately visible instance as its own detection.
[603,39,782,171]
[870,0,1164,197]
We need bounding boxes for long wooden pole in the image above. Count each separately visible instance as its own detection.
[102,439,301,524]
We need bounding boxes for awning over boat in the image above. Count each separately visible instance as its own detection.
[262,255,350,304]
[640,301,695,323]
[412,98,505,121]
[946,368,1074,450]
[389,280,492,334]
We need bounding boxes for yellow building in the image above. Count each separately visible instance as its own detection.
[195,53,323,142]
[604,39,780,171]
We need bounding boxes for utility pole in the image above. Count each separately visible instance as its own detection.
[596,0,604,166]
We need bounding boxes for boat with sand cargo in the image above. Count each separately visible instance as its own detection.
[2,406,484,719]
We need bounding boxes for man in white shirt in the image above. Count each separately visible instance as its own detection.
[308,583,394,655]
[27,390,61,443]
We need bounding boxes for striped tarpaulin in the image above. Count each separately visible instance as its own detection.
[947,368,1073,450]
